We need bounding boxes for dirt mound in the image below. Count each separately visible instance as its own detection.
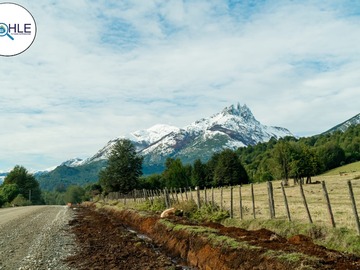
[66,205,360,270]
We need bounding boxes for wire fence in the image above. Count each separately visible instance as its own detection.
[103,178,360,234]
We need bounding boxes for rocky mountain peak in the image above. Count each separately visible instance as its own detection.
[56,103,294,172]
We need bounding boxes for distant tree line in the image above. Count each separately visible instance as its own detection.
[99,139,249,194]
[237,125,360,184]
[0,165,100,207]
[42,183,101,205]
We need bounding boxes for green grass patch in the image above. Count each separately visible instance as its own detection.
[223,218,360,255]
[159,219,218,234]
[322,161,360,176]
[264,250,320,269]
[159,218,258,250]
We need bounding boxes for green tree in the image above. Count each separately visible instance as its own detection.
[317,143,345,171]
[205,152,221,185]
[3,165,42,204]
[139,174,164,190]
[273,141,292,186]
[162,158,190,188]
[99,139,143,193]
[42,191,65,205]
[289,143,320,184]
[191,159,207,188]
[11,194,31,206]
[213,149,249,186]
[63,185,86,204]
[0,183,19,204]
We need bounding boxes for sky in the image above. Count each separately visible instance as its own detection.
[0,0,360,172]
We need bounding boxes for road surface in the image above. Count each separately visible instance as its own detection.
[0,205,76,270]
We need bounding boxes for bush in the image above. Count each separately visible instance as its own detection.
[190,203,230,222]
[11,194,31,206]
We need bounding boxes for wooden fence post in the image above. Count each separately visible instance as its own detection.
[196,186,201,209]
[175,189,179,204]
[204,187,207,205]
[170,188,176,203]
[251,184,256,219]
[281,182,291,221]
[267,181,275,219]
[211,187,214,207]
[164,188,170,208]
[185,187,188,201]
[299,182,313,223]
[189,187,193,201]
[239,185,243,220]
[220,187,223,211]
[321,181,336,228]
[230,186,234,218]
[347,180,360,235]
[179,188,184,201]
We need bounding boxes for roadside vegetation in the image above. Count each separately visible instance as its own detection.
[96,177,360,256]
[0,165,42,207]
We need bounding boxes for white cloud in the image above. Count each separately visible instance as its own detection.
[0,0,360,170]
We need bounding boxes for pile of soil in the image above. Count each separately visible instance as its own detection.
[66,207,189,269]
[66,205,360,270]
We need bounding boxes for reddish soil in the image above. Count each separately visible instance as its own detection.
[66,205,360,270]
[66,206,188,270]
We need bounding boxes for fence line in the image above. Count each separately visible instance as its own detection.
[105,180,360,235]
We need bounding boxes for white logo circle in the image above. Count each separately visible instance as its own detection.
[0,2,37,57]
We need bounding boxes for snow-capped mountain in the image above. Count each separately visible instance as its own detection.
[82,103,293,167]
[36,103,294,190]
[60,157,84,167]
[83,124,181,164]
[323,113,360,134]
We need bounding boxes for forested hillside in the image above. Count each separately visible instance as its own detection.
[141,124,360,188]
[237,124,360,183]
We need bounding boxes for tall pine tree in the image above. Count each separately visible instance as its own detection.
[99,139,143,193]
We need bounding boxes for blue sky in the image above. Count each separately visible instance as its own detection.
[0,0,360,171]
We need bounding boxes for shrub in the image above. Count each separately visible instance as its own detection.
[11,194,31,206]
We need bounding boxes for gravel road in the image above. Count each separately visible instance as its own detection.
[0,205,76,270]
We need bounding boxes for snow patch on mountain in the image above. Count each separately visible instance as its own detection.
[129,124,180,144]
[324,113,360,134]
[61,158,84,167]
[61,103,294,168]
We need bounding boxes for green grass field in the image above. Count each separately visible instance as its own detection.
[322,161,360,176]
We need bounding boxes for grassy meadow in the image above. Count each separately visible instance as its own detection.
[201,172,360,231]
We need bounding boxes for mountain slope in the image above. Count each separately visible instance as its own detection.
[137,104,292,168]
[36,103,293,190]
[323,113,360,134]
[84,103,292,166]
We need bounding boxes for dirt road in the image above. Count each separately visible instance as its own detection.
[0,205,76,270]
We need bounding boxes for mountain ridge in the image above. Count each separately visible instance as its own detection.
[35,103,295,189]
[81,103,293,168]
[323,113,360,134]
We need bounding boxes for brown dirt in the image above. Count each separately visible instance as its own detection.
[65,206,189,270]
[66,205,360,270]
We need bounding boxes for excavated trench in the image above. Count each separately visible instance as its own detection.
[66,205,360,270]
